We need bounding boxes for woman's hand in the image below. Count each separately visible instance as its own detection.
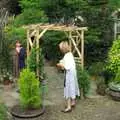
[56,63,64,70]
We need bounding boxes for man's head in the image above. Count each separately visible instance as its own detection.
[16,40,21,47]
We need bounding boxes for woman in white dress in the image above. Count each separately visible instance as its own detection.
[57,41,80,113]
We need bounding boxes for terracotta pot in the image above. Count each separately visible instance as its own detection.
[3,80,12,85]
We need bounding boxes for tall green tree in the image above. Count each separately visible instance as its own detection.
[39,0,86,23]
[13,0,48,26]
[19,0,41,10]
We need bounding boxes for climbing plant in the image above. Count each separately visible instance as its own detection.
[27,47,45,78]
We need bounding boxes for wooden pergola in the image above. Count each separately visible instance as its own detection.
[23,23,87,77]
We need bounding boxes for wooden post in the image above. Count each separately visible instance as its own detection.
[80,30,84,100]
[36,27,40,77]
[27,29,30,67]
[73,36,79,54]
[69,31,72,51]
[114,21,117,40]
[81,30,84,70]
[69,32,82,59]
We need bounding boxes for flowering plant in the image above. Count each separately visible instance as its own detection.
[0,71,13,83]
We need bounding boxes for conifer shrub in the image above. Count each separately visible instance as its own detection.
[18,68,41,109]
[76,65,90,96]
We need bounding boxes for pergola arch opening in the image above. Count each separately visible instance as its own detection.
[23,23,87,77]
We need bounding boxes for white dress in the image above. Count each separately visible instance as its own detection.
[60,52,80,99]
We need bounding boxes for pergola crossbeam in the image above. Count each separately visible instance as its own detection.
[23,23,87,31]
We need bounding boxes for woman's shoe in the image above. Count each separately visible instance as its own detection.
[61,108,72,113]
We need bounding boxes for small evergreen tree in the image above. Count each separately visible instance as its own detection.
[76,65,90,96]
[18,68,41,109]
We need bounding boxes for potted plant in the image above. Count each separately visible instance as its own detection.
[89,62,107,96]
[96,76,107,96]
[11,68,45,119]
[107,67,120,101]
[106,39,120,101]
[88,62,105,80]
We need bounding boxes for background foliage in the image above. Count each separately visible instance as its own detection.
[0,0,120,78]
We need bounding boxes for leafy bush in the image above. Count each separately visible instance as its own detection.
[0,104,8,120]
[106,39,120,75]
[114,67,120,84]
[76,65,90,96]
[88,62,105,76]
[18,68,41,109]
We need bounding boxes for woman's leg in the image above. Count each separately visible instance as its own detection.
[63,98,72,112]
[66,98,71,109]
[71,98,76,107]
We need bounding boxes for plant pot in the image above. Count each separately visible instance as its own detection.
[96,84,106,96]
[91,75,97,80]
[107,82,120,101]
[10,105,45,120]
[3,80,13,85]
[96,76,106,96]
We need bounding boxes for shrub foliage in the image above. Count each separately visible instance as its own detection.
[0,104,8,120]
[27,47,44,77]
[76,65,90,95]
[107,39,120,74]
[18,68,41,109]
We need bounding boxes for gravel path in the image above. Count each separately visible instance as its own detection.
[38,66,120,120]
[0,65,120,120]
